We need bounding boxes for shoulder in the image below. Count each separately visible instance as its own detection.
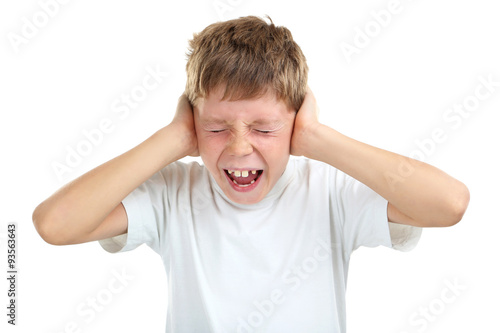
[159,159,206,177]
[289,157,362,200]
[155,159,210,189]
[290,156,339,180]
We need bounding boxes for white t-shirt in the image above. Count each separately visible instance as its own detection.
[100,156,421,333]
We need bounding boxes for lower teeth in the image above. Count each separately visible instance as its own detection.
[233,179,256,187]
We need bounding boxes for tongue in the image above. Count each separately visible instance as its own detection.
[230,172,260,185]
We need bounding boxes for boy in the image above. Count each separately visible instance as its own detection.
[33,16,469,332]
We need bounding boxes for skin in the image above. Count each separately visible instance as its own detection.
[291,87,470,227]
[193,88,296,204]
[32,86,470,245]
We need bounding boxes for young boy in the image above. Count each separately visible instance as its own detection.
[33,16,469,332]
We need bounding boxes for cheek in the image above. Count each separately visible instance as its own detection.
[265,130,293,150]
[257,137,290,153]
[264,130,293,164]
[198,135,226,160]
[256,136,292,170]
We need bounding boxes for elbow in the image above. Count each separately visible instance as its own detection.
[441,182,470,227]
[32,203,68,246]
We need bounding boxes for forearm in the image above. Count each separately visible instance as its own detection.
[306,124,469,227]
[33,124,190,242]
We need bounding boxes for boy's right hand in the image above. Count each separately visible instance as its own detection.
[33,93,201,245]
[170,94,199,157]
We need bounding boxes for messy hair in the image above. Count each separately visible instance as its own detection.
[185,15,308,111]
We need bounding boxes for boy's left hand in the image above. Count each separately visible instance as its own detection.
[289,87,469,228]
[290,86,321,157]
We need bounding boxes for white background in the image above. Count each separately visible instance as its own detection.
[1,0,499,332]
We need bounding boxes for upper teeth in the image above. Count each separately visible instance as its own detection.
[227,170,258,177]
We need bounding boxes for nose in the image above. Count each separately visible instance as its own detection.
[227,133,253,157]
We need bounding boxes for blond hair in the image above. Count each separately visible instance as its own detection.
[185,16,308,110]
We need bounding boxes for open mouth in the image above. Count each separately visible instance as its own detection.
[223,169,264,188]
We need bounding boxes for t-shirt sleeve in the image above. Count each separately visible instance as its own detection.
[98,170,168,254]
[331,169,422,253]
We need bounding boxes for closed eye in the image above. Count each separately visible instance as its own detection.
[255,129,272,134]
[209,129,225,133]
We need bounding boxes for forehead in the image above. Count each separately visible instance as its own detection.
[195,88,294,123]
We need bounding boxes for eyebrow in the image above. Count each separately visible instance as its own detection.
[251,119,282,126]
[201,118,227,125]
[201,118,283,126]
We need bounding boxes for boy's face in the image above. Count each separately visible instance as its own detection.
[194,88,296,204]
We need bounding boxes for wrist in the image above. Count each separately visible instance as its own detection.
[300,123,335,161]
[151,124,196,163]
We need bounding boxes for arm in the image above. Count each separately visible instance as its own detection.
[32,95,198,245]
[291,88,470,228]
